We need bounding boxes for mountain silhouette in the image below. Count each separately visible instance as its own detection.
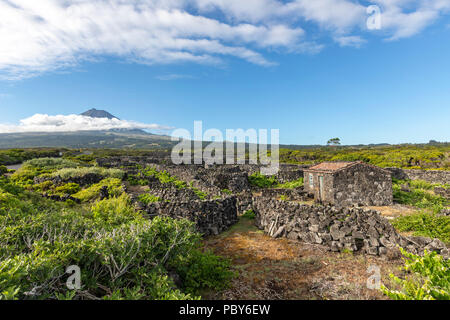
[81,108,119,120]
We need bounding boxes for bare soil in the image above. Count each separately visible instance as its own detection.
[203,217,404,300]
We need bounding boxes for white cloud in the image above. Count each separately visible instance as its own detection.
[334,35,367,48]
[0,0,449,79]
[0,0,303,79]
[371,0,450,40]
[0,114,173,133]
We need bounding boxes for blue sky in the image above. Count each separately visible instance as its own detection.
[0,0,449,145]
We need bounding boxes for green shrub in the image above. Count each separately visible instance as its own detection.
[248,172,278,188]
[73,178,124,202]
[193,188,208,200]
[0,166,7,174]
[221,189,233,195]
[381,248,450,300]
[127,175,148,186]
[138,194,161,204]
[241,210,256,220]
[141,167,188,189]
[0,149,64,166]
[175,249,235,295]
[276,178,304,189]
[54,183,81,195]
[22,158,79,171]
[393,180,448,213]
[279,144,450,170]
[90,194,140,226]
[52,167,124,180]
[10,167,44,187]
[33,181,55,192]
[0,183,233,300]
[391,212,450,243]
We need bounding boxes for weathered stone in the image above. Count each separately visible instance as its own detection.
[352,231,364,240]
[272,226,285,238]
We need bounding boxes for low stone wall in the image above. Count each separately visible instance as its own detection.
[434,187,450,200]
[144,196,238,236]
[275,165,308,184]
[260,188,309,201]
[34,173,105,187]
[237,192,254,215]
[387,167,450,185]
[253,197,449,258]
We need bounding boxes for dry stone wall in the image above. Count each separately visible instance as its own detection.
[143,196,238,236]
[387,167,450,185]
[259,188,309,201]
[253,197,449,259]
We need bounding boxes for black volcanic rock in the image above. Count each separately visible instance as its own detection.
[81,108,119,120]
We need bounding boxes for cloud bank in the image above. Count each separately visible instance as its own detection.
[0,114,173,134]
[0,0,449,79]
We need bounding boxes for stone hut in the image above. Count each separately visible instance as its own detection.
[303,161,393,206]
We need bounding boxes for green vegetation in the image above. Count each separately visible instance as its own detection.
[175,249,235,295]
[0,149,65,166]
[54,183,81,195]
[382,248,449,300]
[128,166,209,200]
[0,175,234,300]
[327,138,341,146]
[0,166,7,175]
[392,213,450,244]
[248,172,278,188]
[73,178,124,202]
[23,157,79,170]
[192,188,208,200]
[280,144,450,170]
[52,167,124,180]
[241,210,256,220]
[0,155,233,300]
[391,179,449,244]
[276,177,304,189]
[392,179,449,213]
[249,173,303,190]
[138,194,162,204]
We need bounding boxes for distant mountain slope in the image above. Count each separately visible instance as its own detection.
[0,108,176,149]
[80,108,119,119]
[0,130,176,149]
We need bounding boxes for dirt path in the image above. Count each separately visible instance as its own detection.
[203,217,404,300]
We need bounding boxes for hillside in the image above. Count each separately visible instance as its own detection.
[0,130,175,149]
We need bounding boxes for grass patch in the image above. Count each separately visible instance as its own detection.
[392,179,449,213]
[391,212,450,244]
[248,172,278,188]
[73,178,124,202]
[276,178,304,189]
[241,210,256,220]
[52,167,124,180]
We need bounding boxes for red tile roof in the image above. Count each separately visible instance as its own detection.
[305,161,361,172]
